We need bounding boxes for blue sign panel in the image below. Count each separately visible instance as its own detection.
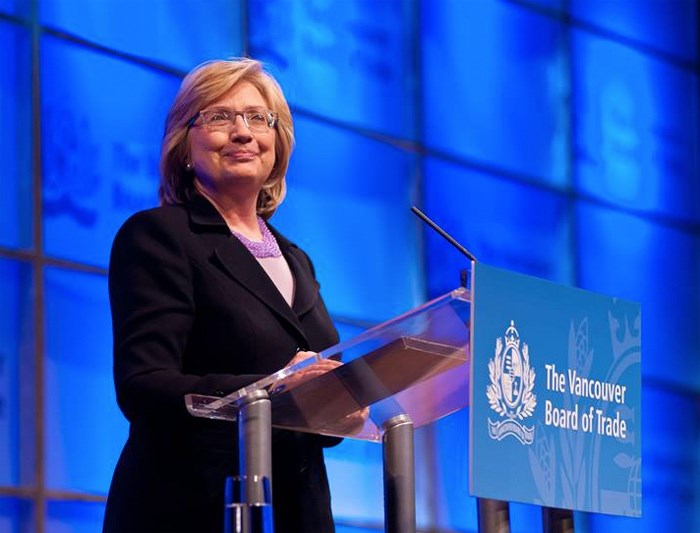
[470,263,641,517]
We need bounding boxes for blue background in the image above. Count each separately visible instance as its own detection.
[0,0,698,531]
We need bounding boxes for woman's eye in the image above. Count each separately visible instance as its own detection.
[208,110,230,122]
[248,113,267,124]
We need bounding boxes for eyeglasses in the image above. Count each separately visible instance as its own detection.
[188,107,278,133]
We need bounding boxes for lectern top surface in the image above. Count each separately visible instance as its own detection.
[186,287,472,441]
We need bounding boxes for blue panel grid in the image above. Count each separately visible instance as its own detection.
[422,0,570,187]
[520,0,565,10]
[40,36,181,267]
[423,409,475,531]
[0,258,34,488]
[0,0,30,17]
[423,157,573,299]
[47,500,106,533]
[326,437,383,527]
[0,21,32,250]
[333,321,368,343]
[0,497,35,533]
[570,0,698,63]
[249,0,417,140]
[573,30,700,224]
[273,116,423,322]
[39,0,243,71]
[44,267,127,493]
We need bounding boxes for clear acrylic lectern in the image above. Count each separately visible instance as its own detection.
[186,287,472,533]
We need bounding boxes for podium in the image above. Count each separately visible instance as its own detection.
[186,263,641,532]
[187,287,472,533]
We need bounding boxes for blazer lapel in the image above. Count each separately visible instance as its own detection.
[187,195,309,347]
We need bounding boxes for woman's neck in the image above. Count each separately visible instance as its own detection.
[195,184,262,240]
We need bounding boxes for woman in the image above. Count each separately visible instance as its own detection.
[103,58,340,533]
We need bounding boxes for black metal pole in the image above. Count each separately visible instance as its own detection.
[477,498,511,533]
[382,414,416,533]
[542,507,574,533]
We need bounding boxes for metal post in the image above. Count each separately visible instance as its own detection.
[477,498,510,533]
[542,507,574,533]
[382,414,415,533]
[237,390,272,503]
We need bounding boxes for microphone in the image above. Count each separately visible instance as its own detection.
[410,206,477,263]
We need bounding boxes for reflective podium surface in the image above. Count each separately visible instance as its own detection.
[186,287,472,441]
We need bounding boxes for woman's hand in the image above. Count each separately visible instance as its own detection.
[331,405,370,436]
[274,351,371,436]
[271,351,341,393]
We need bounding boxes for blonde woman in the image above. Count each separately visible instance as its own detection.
[104,58,340,533]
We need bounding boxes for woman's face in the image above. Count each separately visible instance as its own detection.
[187,81,276,203]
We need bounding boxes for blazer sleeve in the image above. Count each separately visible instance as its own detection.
[109,211,264,425]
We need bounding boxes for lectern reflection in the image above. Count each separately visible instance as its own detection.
[268,337,465,438]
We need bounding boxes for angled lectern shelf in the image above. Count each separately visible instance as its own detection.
[185,287,472,533]
[186,287,471,440]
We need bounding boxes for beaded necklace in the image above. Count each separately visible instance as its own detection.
[230,216,282,259]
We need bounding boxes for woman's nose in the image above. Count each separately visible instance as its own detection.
[229,115,252,139]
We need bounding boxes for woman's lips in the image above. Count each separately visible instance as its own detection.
[223,151,256,161]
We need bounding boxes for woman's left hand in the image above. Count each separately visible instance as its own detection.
[271,351,341,393]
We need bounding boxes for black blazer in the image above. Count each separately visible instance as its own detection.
[103,194,340,533]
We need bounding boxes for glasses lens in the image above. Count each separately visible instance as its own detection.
[247,110,278,132]
[202,109,232,129]
[245,111,270,132]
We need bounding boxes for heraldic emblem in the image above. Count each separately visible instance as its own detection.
[487,320,537,444]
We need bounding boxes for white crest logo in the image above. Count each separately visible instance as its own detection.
[487,320,537,444]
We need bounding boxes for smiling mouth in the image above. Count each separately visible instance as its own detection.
[223,151,257,161]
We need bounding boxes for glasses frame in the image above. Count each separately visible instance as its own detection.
[187,107,279,133]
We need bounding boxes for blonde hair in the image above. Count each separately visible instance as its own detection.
[159,58,294,218]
